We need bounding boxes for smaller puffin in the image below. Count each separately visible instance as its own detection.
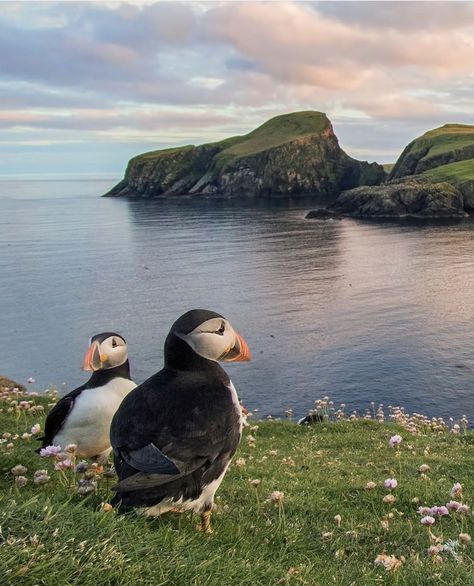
[36,332,136,458]
[110,309,251,533]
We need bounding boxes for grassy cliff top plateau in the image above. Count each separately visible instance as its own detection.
[389,124,474,180]
[2,387,474,585]
[416,124,474,157]
[216,110,331,158]
[133,111,332,166]
[423,159,474,183]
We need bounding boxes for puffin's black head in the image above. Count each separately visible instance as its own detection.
[165,309,252,365]
[82,332,128,371]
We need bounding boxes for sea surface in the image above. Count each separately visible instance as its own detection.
[2,175,474,422]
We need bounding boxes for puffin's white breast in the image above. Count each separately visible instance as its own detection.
[54,377,136,457]
[228,379,244,431]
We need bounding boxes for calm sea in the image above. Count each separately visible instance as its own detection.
[2,175,474,421]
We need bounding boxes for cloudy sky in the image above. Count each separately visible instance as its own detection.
[1,0,473,176]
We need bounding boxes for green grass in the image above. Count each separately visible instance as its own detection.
[422,159,474,183]
[215,111,330,162]
[132,145,195,162]
[132,111,331,170]
[406,124,474,162]
[2,390,474,585]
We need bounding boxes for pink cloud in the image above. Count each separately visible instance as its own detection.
[206,2,474,88]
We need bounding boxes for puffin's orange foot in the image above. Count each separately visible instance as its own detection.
[170,507,185,514]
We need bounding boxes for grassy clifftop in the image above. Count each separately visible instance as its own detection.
[134,111,332,167]
[2,387,474,585]
[214,111,332,164]
[423,159,474,183]
[389,124,474,181]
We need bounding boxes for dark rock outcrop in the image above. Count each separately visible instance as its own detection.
[460,180,474,211]
[326,178,467,218]
[105,111,385,198]
[314,124,474,219]
[305,209,342,220]
[0,376,26,393]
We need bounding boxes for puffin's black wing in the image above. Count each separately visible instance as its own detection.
[112,441,210,492]
[35,384,86,453]
[121,443,181,474]
[111,368,241,492]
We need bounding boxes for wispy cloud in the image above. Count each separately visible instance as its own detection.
[1,0,473,173]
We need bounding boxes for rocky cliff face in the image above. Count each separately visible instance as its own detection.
[105,111,385,198]
[327,178,466,218]
[314,123,474,219]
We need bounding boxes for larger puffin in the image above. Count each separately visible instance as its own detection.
[37,332,136,458]
[110,309,251,533]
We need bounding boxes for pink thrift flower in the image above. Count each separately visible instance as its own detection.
[15,475,28,488]
[430,506,449,517]
[54,459,73,471]
[389,435,402,448]
[33,470,51,484]
[421,516,435,526]
[417,506,432,516]
[447,501,461,512]
[384,478,398,490]
[457,504,470,514]
[451,483,463,498]
[39,445,62,458]
[270,491,285,505]
[31,424,41,435]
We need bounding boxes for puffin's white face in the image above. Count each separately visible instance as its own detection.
[178,318,251,362]
[82,334,128,371]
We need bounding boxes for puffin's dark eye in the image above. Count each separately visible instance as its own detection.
[216,323,225,336]
[112,339,117,348]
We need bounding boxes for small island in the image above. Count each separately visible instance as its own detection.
[104,111,384,199]
[314,124,474,219]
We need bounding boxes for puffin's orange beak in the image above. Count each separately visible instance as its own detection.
[221,332,252,362]
[82,341,102,371]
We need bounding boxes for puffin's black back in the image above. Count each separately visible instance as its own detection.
[110,326,241,508]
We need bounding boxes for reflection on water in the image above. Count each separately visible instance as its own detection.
[1,178,474,420]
